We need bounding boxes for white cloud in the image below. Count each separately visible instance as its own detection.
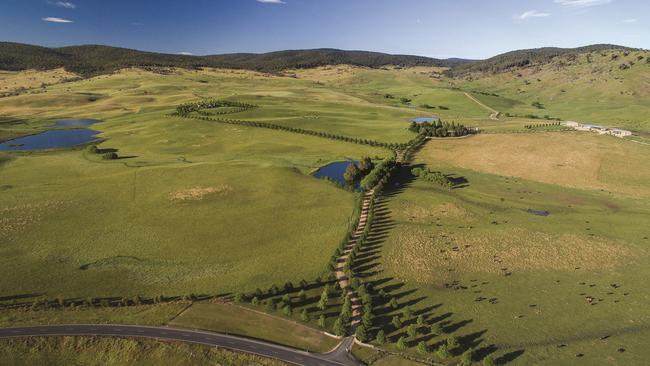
[623,18,638,23]
[554,0,614,8]
[179,52,194,55]
[42,17,73,23]
[518,10,552,20]
[55,1,76,9]
[256,0,286,3]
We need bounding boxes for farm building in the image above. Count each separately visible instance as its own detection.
[563,121,632,138]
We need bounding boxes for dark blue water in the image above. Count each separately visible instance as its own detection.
[0,129,101,151]
[53,119,101,127]
[313,161,359,187]
[412,116,439,123]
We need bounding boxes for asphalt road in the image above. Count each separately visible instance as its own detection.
[0,324,360,366]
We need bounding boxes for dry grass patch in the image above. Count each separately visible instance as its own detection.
[288,65,365,81]
[390,227,634,283]
[169,185,233,201]
[419,132,650,197]
[0,68,79,92]
[398,202,473,223]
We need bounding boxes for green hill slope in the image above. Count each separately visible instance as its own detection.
[456,47,650,133]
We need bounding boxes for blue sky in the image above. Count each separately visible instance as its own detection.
[0,0,647,59]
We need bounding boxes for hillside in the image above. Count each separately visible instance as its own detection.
[0,42,469,77]
[448,44,634,76]
[457,47,650,132]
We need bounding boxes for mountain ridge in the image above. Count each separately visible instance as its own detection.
[0,41,637,77]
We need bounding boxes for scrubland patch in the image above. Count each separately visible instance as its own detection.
[288,65,365,81]
[0,68,79,92]
[0,201,64,238]
[169,185,233,201]
[390,227,633,283]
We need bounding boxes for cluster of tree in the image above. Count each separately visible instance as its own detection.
[408,120,473,138]
[86,144,118,160]
[175,99,257,116]
[411,167,453,189]
[531,101,545,109]
[448,44,633,77]
[360,158,397,191]
[0,42,470,77]
[237,278,344,326]
[343,157,374,183]
[176,113,405,150]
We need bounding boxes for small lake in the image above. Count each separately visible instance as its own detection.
[53,119,101,127]
[0,129,101,151]
[412,116,439,123]
[313,160,359,188]
[527,209,550,217]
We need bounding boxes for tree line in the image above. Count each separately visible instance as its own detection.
[175,99,258,116]
[173,110,406,150]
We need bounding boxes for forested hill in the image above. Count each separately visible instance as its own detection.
[0,42,471,76]
[447,44,635,76]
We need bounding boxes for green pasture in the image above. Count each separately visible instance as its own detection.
[357,151,650,365]
[0,336,285,366]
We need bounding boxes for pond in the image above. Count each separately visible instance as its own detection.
[526,209,550,217]
[313,160,360,188]
[411,116,439,123]
[53,119,101,127]
[0,129,101,151]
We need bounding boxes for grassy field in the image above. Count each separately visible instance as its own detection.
[357,133,650,364]
[171,301,339,353]
[0,336,287,366]
[0,303,188,328]
[2,61,650,365]
[0,68,396,299]
[419,132,650,197]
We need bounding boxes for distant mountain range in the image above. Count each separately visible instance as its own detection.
[0,42,636,77]
[0,42,470,77]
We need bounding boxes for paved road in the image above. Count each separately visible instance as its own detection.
[0,324,360,366]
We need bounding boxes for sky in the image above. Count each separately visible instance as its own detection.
[0,0,648,59]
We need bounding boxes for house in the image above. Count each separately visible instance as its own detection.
[562,121,632,138]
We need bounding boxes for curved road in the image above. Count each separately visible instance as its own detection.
[0,324,360,366]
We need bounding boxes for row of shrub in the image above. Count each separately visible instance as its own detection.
[0,294,206,311]
[175,99,257,116]
[504,112,561,121]
[175,113,407,149]
[524,121,562,128]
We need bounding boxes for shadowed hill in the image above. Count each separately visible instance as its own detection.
[0,42,472,77]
